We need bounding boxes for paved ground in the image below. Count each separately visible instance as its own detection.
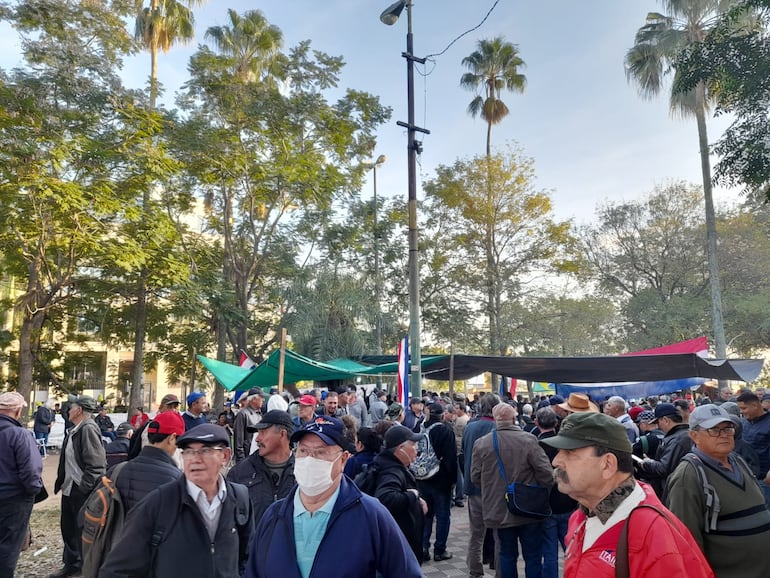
[421,502,565,578]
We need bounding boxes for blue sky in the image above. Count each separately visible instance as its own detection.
[1,0,740,223]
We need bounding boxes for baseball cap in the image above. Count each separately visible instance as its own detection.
[248,410,294,432]
[539,411,632,453]
[299,394,317,406]
[628,406,644,423]
[548,395,565,406]
[160,394,180,407]
[689,404,733,430]
[177,423,230,448]
[653,403,678,422]
[290,416,346,448]
[638,410,657,424]
[147,411,185,436]
[384,425,423,449]
[116,422,134,437]
[186,391,206,406]
[386,402,404,420]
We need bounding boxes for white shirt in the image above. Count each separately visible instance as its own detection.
[186,475,227,540]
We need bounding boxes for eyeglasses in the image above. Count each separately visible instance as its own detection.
[181,446,226,459]
[295,446,344,461]
[699,425,736,437]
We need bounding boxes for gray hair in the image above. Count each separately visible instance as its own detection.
[535,407,558,429]
[479,393,501,417]
[607,396,627,411]
[522,403,533,416]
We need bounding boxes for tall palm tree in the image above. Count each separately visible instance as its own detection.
[460,36,527,157]
[625,0,736,358]
[135,0,206,108]
[204,9,283,84]
[130,0,206,413]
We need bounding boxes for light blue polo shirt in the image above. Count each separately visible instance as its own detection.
[293,486,341,578]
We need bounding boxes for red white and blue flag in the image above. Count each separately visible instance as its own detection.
[397,335,409,405]
[239,351,256,370]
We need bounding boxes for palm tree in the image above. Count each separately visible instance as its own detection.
[204,9,283,84]
[135,0,206,108]
[625,0,736,358]
[130,0,206,414]
[460,36,527,157]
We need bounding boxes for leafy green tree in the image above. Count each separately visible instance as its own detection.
[578,182,714,349]
[176,16,390,370]
[0,0,174,409]
[625,0,738,357]
[675,0,770,200]
[422,146,574,356]
[460,36,527,157]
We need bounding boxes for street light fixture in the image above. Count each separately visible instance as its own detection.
[379,0,429,402]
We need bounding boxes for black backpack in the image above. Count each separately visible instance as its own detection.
[354,462,380,496]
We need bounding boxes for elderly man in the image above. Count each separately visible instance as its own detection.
[369,389,388,424]
[463,393,500,578]
[51,395,105,578]
[245,416,421,578]
[736,392,770,507]
[604,396,639,444]
[346,386,370,428]
[668,404,770,578]
[292,394,318,430]
[233,387,264,463]
[227,410,296,526]
[471,403,553,578]
[101,424,252,577]
[0,392,43,578]
[541,412,713,578]
[636,402,692,502]
[372,425,428,565]
[183,391,208,430]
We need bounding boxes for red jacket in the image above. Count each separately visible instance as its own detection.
[564,482,713,578]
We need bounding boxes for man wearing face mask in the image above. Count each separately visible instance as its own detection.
[245,416,421,578]
[372,425,428,565]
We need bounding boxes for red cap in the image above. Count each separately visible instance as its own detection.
[299,394,317,406]
[628,406,644,422]
[147,411,185,435]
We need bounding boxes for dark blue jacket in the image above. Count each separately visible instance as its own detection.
[182,412,208,431]
[743,411,770,477]
[0,414,43,500]
[245,476,421,578]
[113,445,182,512]
[462,416,496,496]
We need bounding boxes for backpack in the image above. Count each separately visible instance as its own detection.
[354,462,380,496]
[409,422,441,480]
[81,462,128,578]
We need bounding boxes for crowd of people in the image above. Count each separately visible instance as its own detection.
[1,382,770,577]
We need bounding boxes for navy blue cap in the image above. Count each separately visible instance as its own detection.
[290,416,345,448]
[177,424,230,448]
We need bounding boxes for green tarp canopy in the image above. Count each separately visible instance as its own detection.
[197,349,447,392]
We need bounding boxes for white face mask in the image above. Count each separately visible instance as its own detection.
[294,455,340,496]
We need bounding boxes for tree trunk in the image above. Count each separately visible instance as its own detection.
[17,311,44,418]
[694,82,726,358]
[129,275,147,412]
